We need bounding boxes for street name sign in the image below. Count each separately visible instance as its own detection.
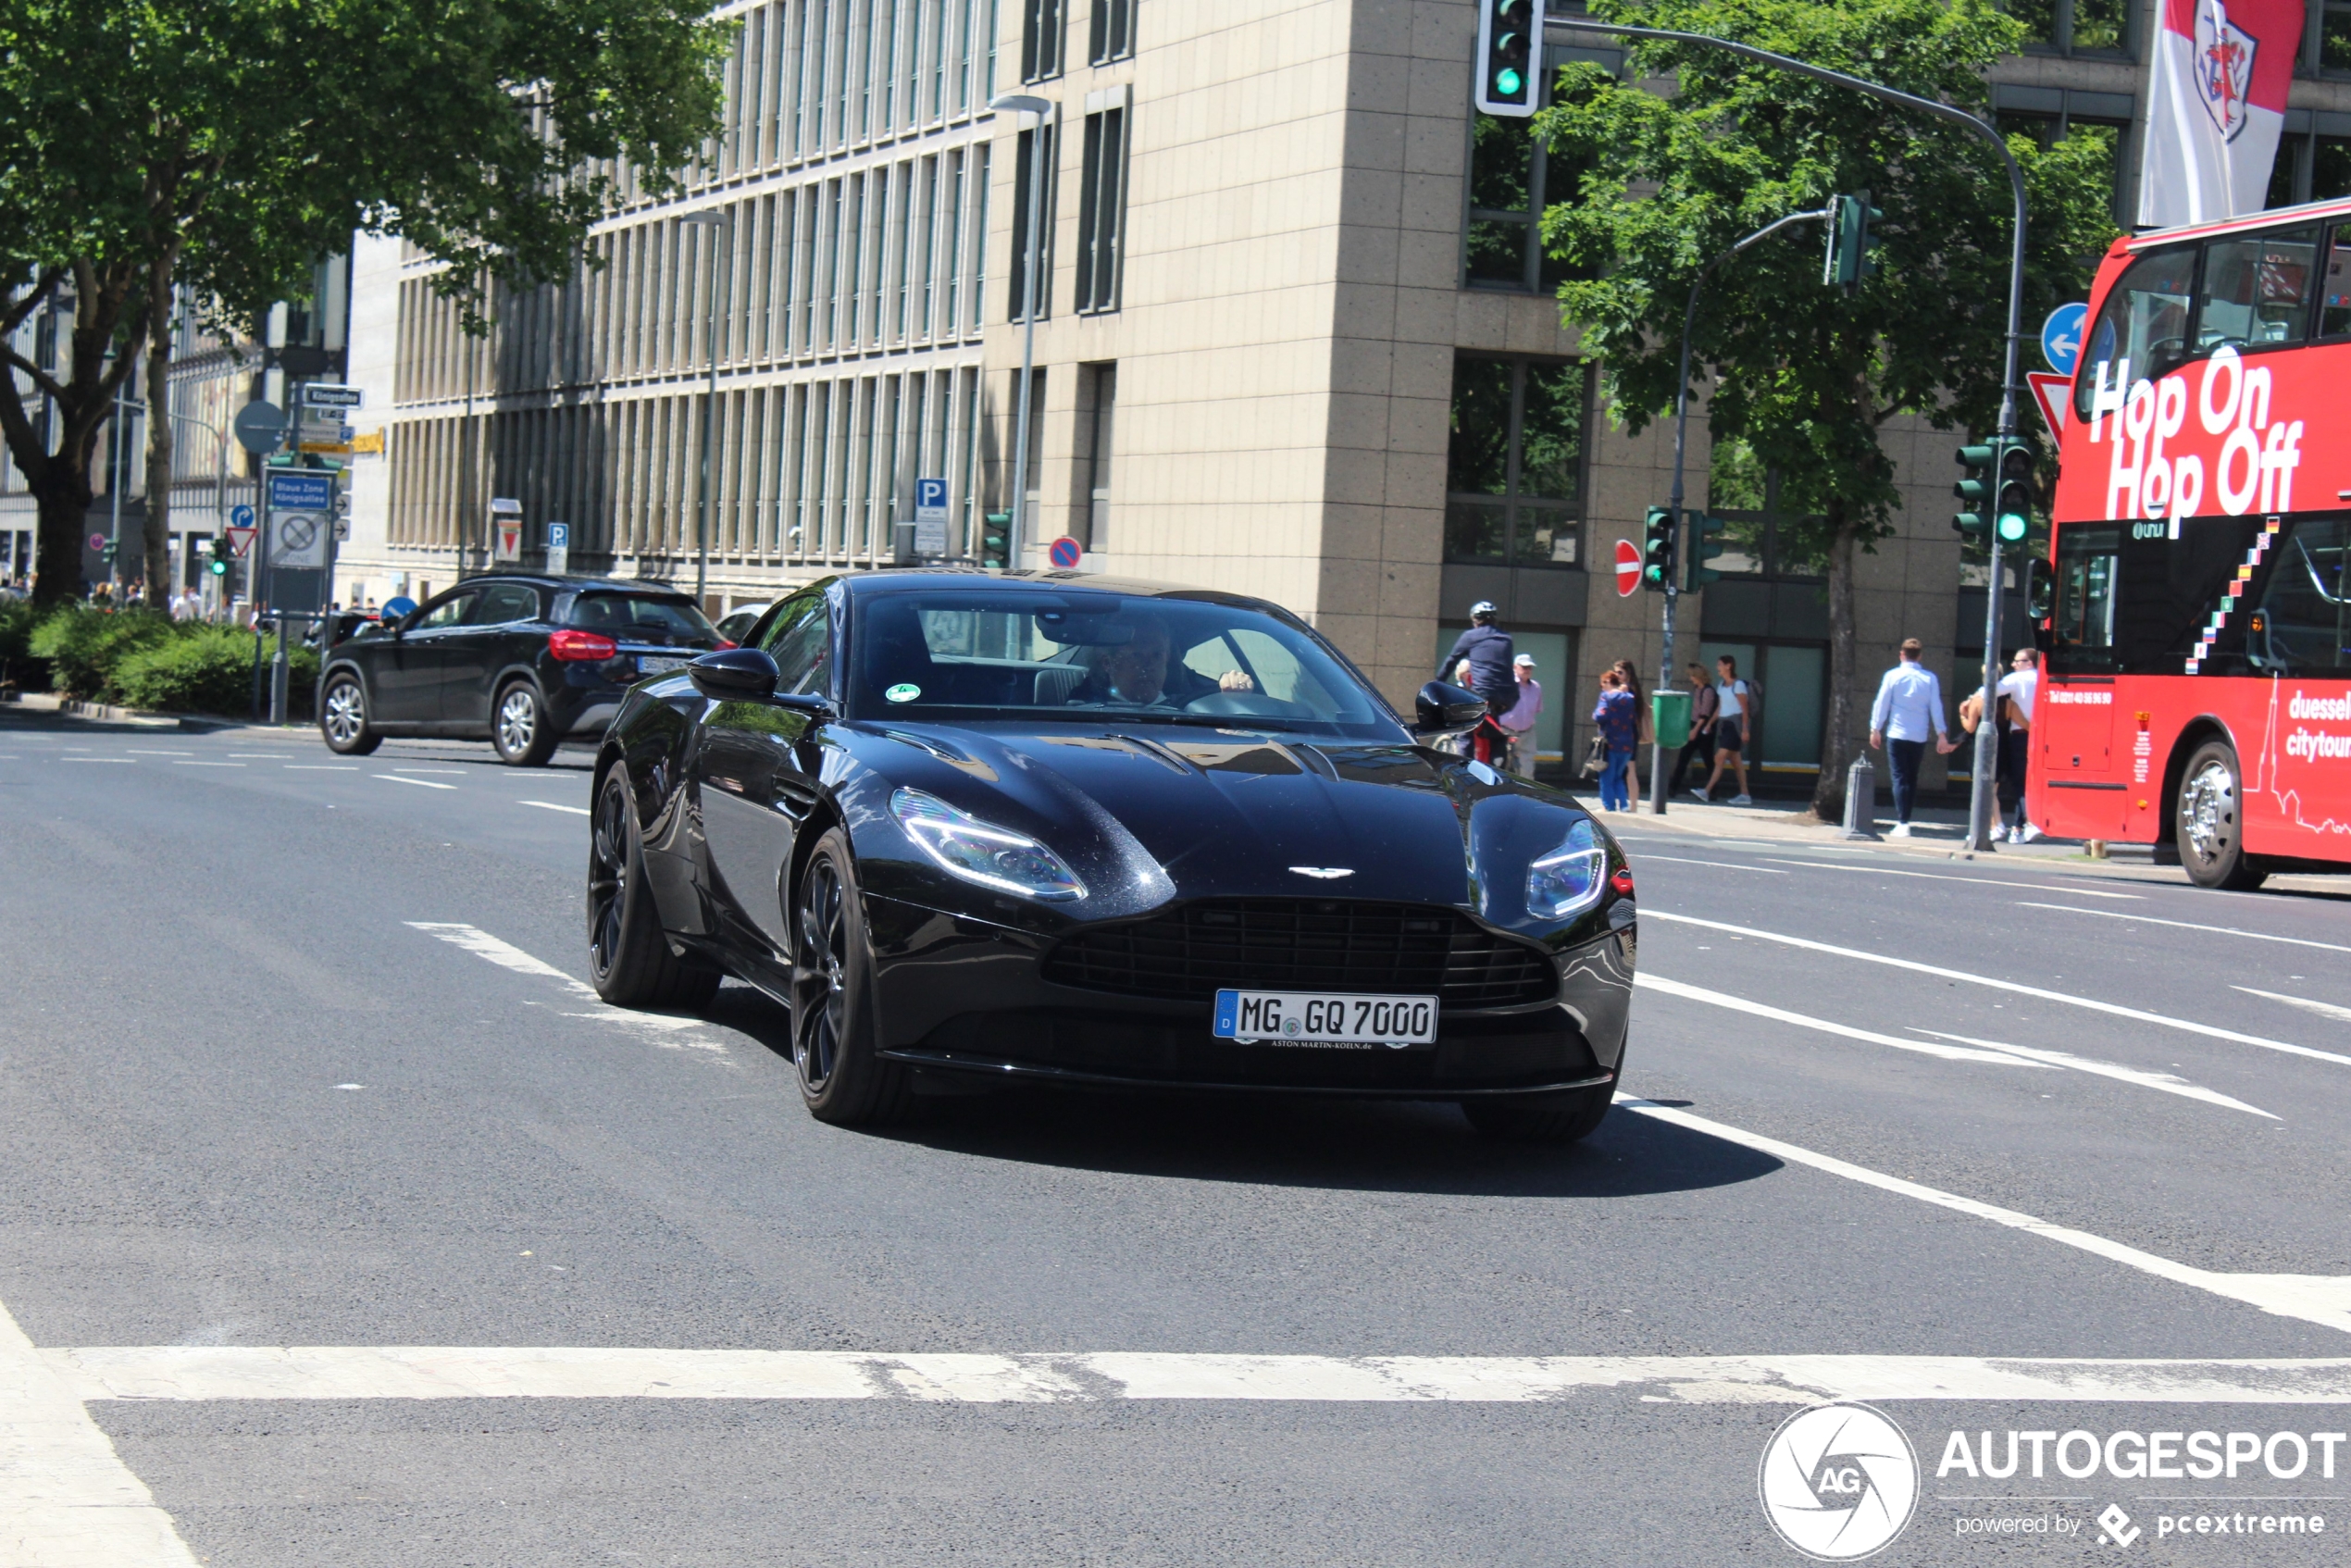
[300,384,365,409]
[266,472,335,513]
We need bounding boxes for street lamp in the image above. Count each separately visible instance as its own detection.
[678,207,733,604]
[989,92,1053,566]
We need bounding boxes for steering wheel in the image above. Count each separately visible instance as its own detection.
[1183,691,1299,718]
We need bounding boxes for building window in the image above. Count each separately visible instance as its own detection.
[1023,0,1064,82]
[2307,2,2351,76]
[1444,355,1589,569]
[1089,0,1134,64]
[2006,0,2129,56]
[1076,362,1114,551]
[1076,103,1126,313]
[1462,49,1592,292]
[1009,120,1058,322]
[2270,130,2351,207]
[1704,439,1829,581]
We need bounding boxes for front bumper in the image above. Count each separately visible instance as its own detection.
[864,893,1634,1099]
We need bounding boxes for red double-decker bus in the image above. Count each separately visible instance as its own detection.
[2034,201,2351,890]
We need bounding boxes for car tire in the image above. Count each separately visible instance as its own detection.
[492,679,560,766]
[1462,1079,1615,1144]
[318,672,382,756]
[587,771,721,1010]
[790,827,910,1128]
[2175,739,2267,890]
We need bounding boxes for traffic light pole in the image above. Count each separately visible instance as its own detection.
[1554,17,2031,852]
[1652,207,1832,817]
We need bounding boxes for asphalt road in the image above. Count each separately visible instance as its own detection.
[6,704,2351,1566]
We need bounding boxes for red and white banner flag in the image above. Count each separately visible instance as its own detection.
[2137,0,2304,228]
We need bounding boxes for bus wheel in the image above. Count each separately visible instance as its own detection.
[2176,740,2267,891]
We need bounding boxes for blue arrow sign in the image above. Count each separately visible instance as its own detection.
[2041,302,2087,377]
[230,504,255,529]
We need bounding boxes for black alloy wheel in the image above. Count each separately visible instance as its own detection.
[790,828,908,1126]
[492,680,560,766]
[586,771,719,1009]
[2175,739,2267,890]
[318,673,381,755]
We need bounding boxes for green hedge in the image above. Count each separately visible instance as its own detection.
[29,606,176,699]
[0,598,41,690]
[112,627,317,716]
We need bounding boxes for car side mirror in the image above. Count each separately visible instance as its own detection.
[1413,679,1489,739]
[689,646,779,702]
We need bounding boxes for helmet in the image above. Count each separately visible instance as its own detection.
[1468,600,1498,618]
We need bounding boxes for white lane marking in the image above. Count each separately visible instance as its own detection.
[404,923,728,1056]
[392,768,466,775]
[1636,976,2050,1067]
[1635,854,1789,874]
[1762,859,2143,899]
[37,1345,2351,1408]
[518,800,591,816]
[1908,1030,2279,1119]
[56,758,132,764]
[373,773,455,790]
[227,753,300,759]
[124,750,193,756]
[0,1294,201,1565]
[2021,902,2351,956]
[170,761,243,767]
[284,765,357,771]
[2234,986,2351,1025]
[1647,912,2351,1069]
[1614,1096,2351,1337]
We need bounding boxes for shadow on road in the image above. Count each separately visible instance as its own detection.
[706,977,1781,1199]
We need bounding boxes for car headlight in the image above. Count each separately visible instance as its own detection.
[1526,818,1608,920]
[889,787,1086,902]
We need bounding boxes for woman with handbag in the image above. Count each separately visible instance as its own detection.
[1591,670,1640,812]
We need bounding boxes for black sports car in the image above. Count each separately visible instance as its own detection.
[589,571,1636,1140]
[317,574,727,764]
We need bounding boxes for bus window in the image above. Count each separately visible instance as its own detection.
[2077,246,2197,417]
[2320,227,2351,337]
[2196,228,2319,353]
[2054,525,2121,663]
[2250,517,2351,675]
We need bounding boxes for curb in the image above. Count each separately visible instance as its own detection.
[0,691,239,732]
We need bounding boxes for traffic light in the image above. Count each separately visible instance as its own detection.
[1822,190,1884,293]
[1994,440,2035,545]
[1474,0,1536,118]
[206,536,228,577]
[1641,506,1675,591]
[100,540,118,566]
[1686,514,1729,590]
[980,511,1013,568]
[1953,441,1996,541]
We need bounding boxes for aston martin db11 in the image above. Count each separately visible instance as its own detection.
[587,570,1635,1140]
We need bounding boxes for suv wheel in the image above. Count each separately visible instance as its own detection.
[319,673,381,755]
[492,680,559,766]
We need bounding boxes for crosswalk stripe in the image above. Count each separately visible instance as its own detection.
[37,1346,2351,1407]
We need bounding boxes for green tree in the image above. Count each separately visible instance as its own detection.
[0,0,729,605]
[1539,0,2117,816]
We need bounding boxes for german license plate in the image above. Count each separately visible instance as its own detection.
[1213,990,1438,1050]
[637,654,688,675]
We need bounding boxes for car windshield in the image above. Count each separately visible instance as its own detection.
[564,591,721,647]
[848,590,1399,737]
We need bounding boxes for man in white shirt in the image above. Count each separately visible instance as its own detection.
[1991,648,2041,843]
[1497,653,1543,777]
[1868,639,1955,837]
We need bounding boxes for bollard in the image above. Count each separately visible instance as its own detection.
[1839,753,1879,840]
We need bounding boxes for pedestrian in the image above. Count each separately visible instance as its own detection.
[1868,638,1956,838]
[1437,600,1515,765]
[1611,658,1652,798]
[1692,654,1757,805]
[1665,662,1717,795]
[1592,669,1639,812]
[1992,647,2042,843]
[1497,652,1544,777]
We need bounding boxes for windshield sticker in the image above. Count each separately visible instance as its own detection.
[886,682,922,703]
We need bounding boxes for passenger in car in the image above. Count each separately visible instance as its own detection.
[1067,614,1254,707]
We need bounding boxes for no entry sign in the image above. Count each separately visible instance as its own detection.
[1614,537,1643,597]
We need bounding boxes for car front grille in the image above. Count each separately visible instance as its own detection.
[1041,900,1557,1009]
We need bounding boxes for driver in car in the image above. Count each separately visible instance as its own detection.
[1071,614,1255,707]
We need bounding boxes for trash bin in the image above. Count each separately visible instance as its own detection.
[1652,690,1692,751]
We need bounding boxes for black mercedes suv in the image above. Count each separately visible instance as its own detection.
[315,575,728,765]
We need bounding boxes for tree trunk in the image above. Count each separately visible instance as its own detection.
[1810,500,1862,821]
[142,262,176,604]
[31,466,93,606]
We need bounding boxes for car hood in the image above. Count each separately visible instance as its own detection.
[851,721,1600,931]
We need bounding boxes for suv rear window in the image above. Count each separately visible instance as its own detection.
[564,592,720,647]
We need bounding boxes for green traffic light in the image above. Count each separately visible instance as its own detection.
[1996,512,2030,544]
[1495,67,1523,96]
